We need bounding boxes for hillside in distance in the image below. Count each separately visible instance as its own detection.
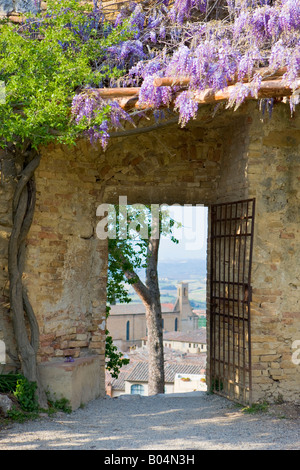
[158,258,207,281]
[127,258,207,309]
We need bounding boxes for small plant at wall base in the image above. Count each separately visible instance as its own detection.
[241,402,269,414]
[45,393,72,415]
[13,376,39,413]
[0,373,38,411]
[0,373,24,394]
[0,373,72,423]
[0,373,39,423]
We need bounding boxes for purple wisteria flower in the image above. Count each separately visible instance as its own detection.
[174,91,198,126]
[169,0,207,24]
[88,122,110,149]
[108,40,145,64]
[71,0,300,146]
[71,92,134,149]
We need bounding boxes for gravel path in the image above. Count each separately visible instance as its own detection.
[0,392,299,451]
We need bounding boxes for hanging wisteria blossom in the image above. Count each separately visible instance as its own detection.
[67,0,300,148]
[71,91,134,149]
[174,91,199,126]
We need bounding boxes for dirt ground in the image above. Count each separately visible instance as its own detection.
[0,392,299,451]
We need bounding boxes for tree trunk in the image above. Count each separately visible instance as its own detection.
[8,147,47,408]
[145,301,164,395]
[123,232,165,395]
[144,233,164,395]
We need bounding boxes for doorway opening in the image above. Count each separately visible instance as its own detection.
[105,203,209,397]
[104,197,255,404]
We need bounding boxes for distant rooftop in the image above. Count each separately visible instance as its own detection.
[127,345,206,364]
[106,345,207,390]
[126,361,205,384]
[163,329,206,344]
[192,309,206,316]
[109,302,175,315]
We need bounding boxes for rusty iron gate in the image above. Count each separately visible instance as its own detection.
[210,199,256,405]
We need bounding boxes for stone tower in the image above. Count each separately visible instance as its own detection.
[173,282,198,332]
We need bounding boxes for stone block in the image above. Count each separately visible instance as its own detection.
[0,394,13,416]
[38,355,104,410]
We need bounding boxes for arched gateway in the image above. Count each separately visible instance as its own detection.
[1,100,299,409]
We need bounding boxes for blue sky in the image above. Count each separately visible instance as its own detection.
[159,205,208,261]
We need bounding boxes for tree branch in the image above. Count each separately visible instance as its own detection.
[108,116,179,138]
[122,264,152,306]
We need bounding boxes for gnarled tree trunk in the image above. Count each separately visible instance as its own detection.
[145,234,164,395]
[8,146,47,408]
[123,232,165,395]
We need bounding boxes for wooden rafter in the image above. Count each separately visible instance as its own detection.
[152,67,290,88]
[94,68,300,112]
[97,88,141,98]
[192,79,300,104]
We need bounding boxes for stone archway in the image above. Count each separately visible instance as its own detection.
[1,101,299,408]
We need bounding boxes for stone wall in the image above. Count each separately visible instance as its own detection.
[0,141,108,398]
[98,114,223,206]
[0,102,299,405]
[247,103,300,403]
[0,109,225,363]
[26,141,107,367]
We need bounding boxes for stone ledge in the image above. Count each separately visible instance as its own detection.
[39,355,104,411]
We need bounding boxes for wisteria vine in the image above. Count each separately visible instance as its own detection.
[67,0,300,148]
[21,0,300,148]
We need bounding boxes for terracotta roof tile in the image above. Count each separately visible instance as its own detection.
[126,361,205,384]
[163,329,206,344]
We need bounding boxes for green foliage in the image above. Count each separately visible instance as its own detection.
[242,402,269,414]
[0,373,38,412]
[105,323,130,380]
[0,373,24,394]
[6,405,39,423]
[0,373,40,422]
[107,205,150,303]
[0,0,133,149]
[14,377,39,412]
[46,392,72,414]
[105,204,180,379]
[0,373,72,423]
[107,204,180,303]
[210,378,223,393]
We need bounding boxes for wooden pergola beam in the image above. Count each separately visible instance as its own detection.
[193,79,300,104]
[153,67,290,88]
[97,87,141,98]
[131,79,300,111]
[93,72,300,112]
